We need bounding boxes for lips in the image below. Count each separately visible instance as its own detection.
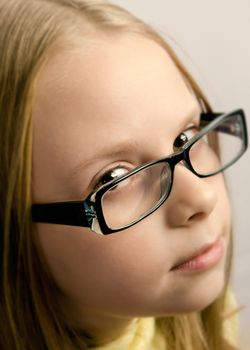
[170,237,224,272]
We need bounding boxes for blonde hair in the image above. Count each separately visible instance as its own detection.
[0,0,236,349]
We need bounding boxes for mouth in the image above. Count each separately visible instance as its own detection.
[170,237,225,273]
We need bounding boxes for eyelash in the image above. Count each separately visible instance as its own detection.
[93,123,200,192]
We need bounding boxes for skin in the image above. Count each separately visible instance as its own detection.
[32,33,231,344]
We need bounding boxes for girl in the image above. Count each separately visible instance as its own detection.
[0,0,248,349]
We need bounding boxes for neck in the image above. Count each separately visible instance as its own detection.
[60,295,137,346]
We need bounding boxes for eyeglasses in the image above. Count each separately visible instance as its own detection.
[32,109,248,235]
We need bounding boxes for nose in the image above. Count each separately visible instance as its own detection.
[164,164,218,227]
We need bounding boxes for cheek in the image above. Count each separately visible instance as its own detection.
[209,174,232,285]
[217,174,232,227]
[35,222,171,309]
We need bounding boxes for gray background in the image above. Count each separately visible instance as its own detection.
[112,0,250,346]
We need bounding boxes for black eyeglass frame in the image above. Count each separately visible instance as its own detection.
[32,109,248,235]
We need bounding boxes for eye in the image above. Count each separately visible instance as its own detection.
[173,126,199,150]
[93,166,129,191]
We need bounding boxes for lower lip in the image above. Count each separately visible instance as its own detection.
[171,238,224,273]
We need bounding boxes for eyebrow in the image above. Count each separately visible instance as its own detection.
[69,140,140,179]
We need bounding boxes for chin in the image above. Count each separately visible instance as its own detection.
[156,264,227,316]
[178,271,226,314]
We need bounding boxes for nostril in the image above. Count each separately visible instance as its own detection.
[189,212,206,222]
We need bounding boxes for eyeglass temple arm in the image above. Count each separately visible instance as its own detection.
[32,200,96,228]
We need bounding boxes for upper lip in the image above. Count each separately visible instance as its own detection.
[170,237,220,270]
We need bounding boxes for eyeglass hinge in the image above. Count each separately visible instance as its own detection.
[83,200,97,227]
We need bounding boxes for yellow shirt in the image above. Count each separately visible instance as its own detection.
[90,318,165,350]
[90,291,237,350]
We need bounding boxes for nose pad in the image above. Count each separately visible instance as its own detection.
[164,165,217,227]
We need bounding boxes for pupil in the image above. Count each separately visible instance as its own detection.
[101,168,125,186]
[101,173,115,185]
[174,133,188,148]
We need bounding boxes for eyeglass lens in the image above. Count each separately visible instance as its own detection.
[101,162,171,229]
[190,113,244,176]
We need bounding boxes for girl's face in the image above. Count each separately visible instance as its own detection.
[32,33,231,332]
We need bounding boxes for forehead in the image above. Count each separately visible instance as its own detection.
[34,33,196,145]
